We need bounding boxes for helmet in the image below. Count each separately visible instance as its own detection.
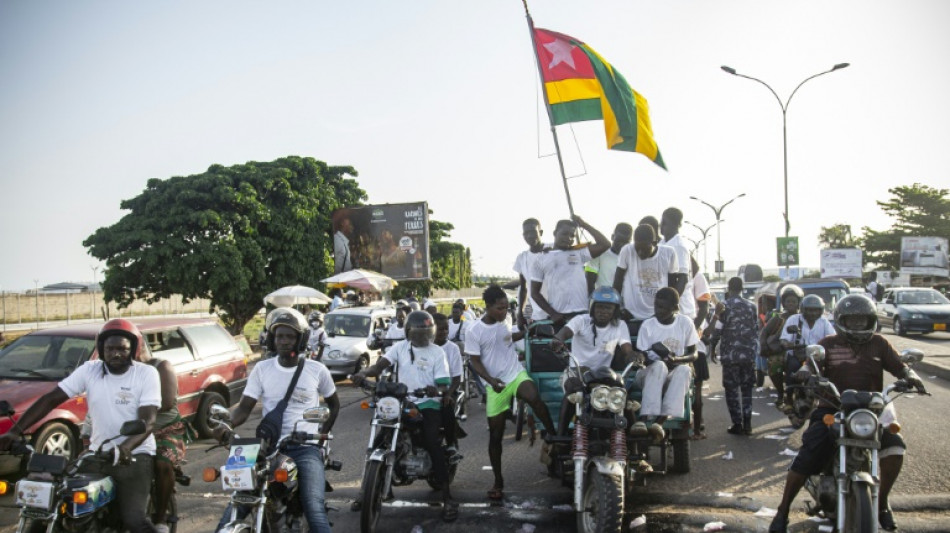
[265,308,311,352]
[308,311,324,325]
[96,319,144,362]
[395,300,409,311]
[408,301,421,312]
[800,294,825,310]
[780,284,805,302]
[589,286,622,319]
[404,311,436,347]
[832,294,878,344]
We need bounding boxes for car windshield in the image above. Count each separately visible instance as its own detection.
[0,335,95,380]
[325,315,371,337]
[897,290,950,305]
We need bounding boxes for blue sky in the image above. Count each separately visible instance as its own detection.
[2,1,949,291]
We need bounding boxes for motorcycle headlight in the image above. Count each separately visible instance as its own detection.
[327,350,342,360]
[606,387,626,413]
[375,396,401,421]
[590,386,610,411]
[846,410,878,439]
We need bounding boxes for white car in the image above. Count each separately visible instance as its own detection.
[320,306,395,378]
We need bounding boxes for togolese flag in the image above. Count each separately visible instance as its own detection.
[533,28,666,170]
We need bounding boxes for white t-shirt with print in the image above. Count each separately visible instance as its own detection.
[616,244,679,319]
[464,319,524,386]
[385,323,405,340]
[514,249,548,321]
[437,340,464,378]
[530,247,594,314]
[447,319,468,344]
[383,341,450,405]
[59,360,161,455]
[585,248,620,294]
[660,234,696,318]
[244,358,337,440]
[780,315,836,348]
[566,314,631,370]
[637,315,700,363]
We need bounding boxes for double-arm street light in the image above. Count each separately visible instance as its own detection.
[689,194,745,279]
[684,220,717,279]
[720,63,849,238]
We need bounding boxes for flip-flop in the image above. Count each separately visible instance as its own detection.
[690,432,708,441]
[442,500,460,522]
[487,487,504,501]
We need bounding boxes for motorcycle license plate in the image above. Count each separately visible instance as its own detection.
[220,465,256,491]
[15,480,55,511]
[935,323,946,331]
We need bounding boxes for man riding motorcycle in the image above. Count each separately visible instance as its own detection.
[214,308,340,533]
[352,310,459,522]
[308,311,328,360]
[769,294,925,532]
[0,319,162,532]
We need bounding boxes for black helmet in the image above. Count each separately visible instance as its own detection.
[800,294,825,310]
[404,310,436,347]
[832,294,877,344]
[265,308,311,352]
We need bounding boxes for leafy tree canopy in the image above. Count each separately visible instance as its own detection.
[818,223,858,249]
[861,183,950,270]
[84,156,365,333]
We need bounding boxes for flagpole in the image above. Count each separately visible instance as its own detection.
[523,0,575,218]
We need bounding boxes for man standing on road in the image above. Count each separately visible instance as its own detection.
[585,222,633,296]
[710,277,760,436]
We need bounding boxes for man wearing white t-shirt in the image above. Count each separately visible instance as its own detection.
[434,313,468,437]
[586,222,633,296]
[0,319,162,533]
[660,207,695,318]
[215,309,339,533]
[614,224,681,323]
[632,288,698,442]
[514,218,549,326]
[466,285,556,501]
[531,216,610,329]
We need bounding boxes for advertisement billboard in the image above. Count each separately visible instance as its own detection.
[820,249,863,279]
[331,202,430,281]
[776,236,799,266]
[900,236,949,277]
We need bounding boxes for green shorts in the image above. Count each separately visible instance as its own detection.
[485,370,533,418]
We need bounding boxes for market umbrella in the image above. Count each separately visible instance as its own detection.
[321,269,398,292]
[263,285,331,308]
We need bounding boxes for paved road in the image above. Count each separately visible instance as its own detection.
[3,331,949,532]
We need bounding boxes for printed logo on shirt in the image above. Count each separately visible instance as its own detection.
[291,388,314,405]
[638,268,662,287]
[115,390,134,406]
[662,337,682,356]
[567,253,580,265]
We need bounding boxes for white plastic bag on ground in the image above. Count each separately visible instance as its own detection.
[703,521,727,531]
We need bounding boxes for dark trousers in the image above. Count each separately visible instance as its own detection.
[722,361,755,425]
[419,408,449,487]
[84,453,157,533]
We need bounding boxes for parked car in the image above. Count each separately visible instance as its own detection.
[320,306,394,378]
[753,278,850,324]
[876,287,950,336]
[0,318,249,474]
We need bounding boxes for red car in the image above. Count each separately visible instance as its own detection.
[0,318,249,474]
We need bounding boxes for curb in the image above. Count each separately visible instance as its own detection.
[915,360,950,383]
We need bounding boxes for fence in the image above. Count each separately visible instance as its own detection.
[0,291,213,331]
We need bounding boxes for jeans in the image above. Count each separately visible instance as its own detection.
[216,445,331,533]
[83,453,157,533]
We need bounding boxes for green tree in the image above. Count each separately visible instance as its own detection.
[394,215,472,299]
[84,156,365,333]
[818,223,858,249]
[862,183,950,270]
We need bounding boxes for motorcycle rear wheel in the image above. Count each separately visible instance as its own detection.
[843,480,874,533]
[577,471,623,533]
[360,461,387,533]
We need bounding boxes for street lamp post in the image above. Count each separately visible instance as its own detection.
[689,194,746,280]
[684,220,717,279]
[720,63,849,238]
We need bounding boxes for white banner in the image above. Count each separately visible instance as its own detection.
[900,236,949,277]
[820,249,863,279]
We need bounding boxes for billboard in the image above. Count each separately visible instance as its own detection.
[900,236,949,277]
[776,236,799,266]
[331,202,430,281]
[820,249,863,279]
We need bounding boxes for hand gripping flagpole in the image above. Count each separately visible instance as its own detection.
[523,0,576,219]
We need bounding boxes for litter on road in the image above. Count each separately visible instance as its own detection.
[704,521,727,531]
[722,451,734,460]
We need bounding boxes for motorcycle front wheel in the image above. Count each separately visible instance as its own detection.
[577,471,623,533]
[360,461,387,533]
[843,480,874,533]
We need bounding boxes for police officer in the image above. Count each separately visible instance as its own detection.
[710,277,760,435]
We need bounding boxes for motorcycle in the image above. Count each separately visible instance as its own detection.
[797,346,929,533]
[552,349,638,533]
[0,400,162,533]
[355,374,461,533]
[782,324,815,428]
[203,405,341,533]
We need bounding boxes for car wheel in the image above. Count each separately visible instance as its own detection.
[33,422,77,460]
[195,391,228,439]
[894,317,907,337]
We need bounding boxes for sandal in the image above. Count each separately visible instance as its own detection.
[487,487,504,501]
[442,500,460,522]
[690,431,707,441]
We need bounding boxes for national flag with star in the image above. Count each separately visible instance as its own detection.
[533,28,666,170]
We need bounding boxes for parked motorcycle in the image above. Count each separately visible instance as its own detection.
[0,400,159,533]
[204,405,341,533]
[798,346,929,533]
[355,375,461,533]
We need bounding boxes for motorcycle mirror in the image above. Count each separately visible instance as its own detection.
[0,400,14,417]
[899,348,924,365]
[303,406,330,423]
[786,325,800,334]
[119,419,147,436]
[805,345,826,362]
[209,405,231,420]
